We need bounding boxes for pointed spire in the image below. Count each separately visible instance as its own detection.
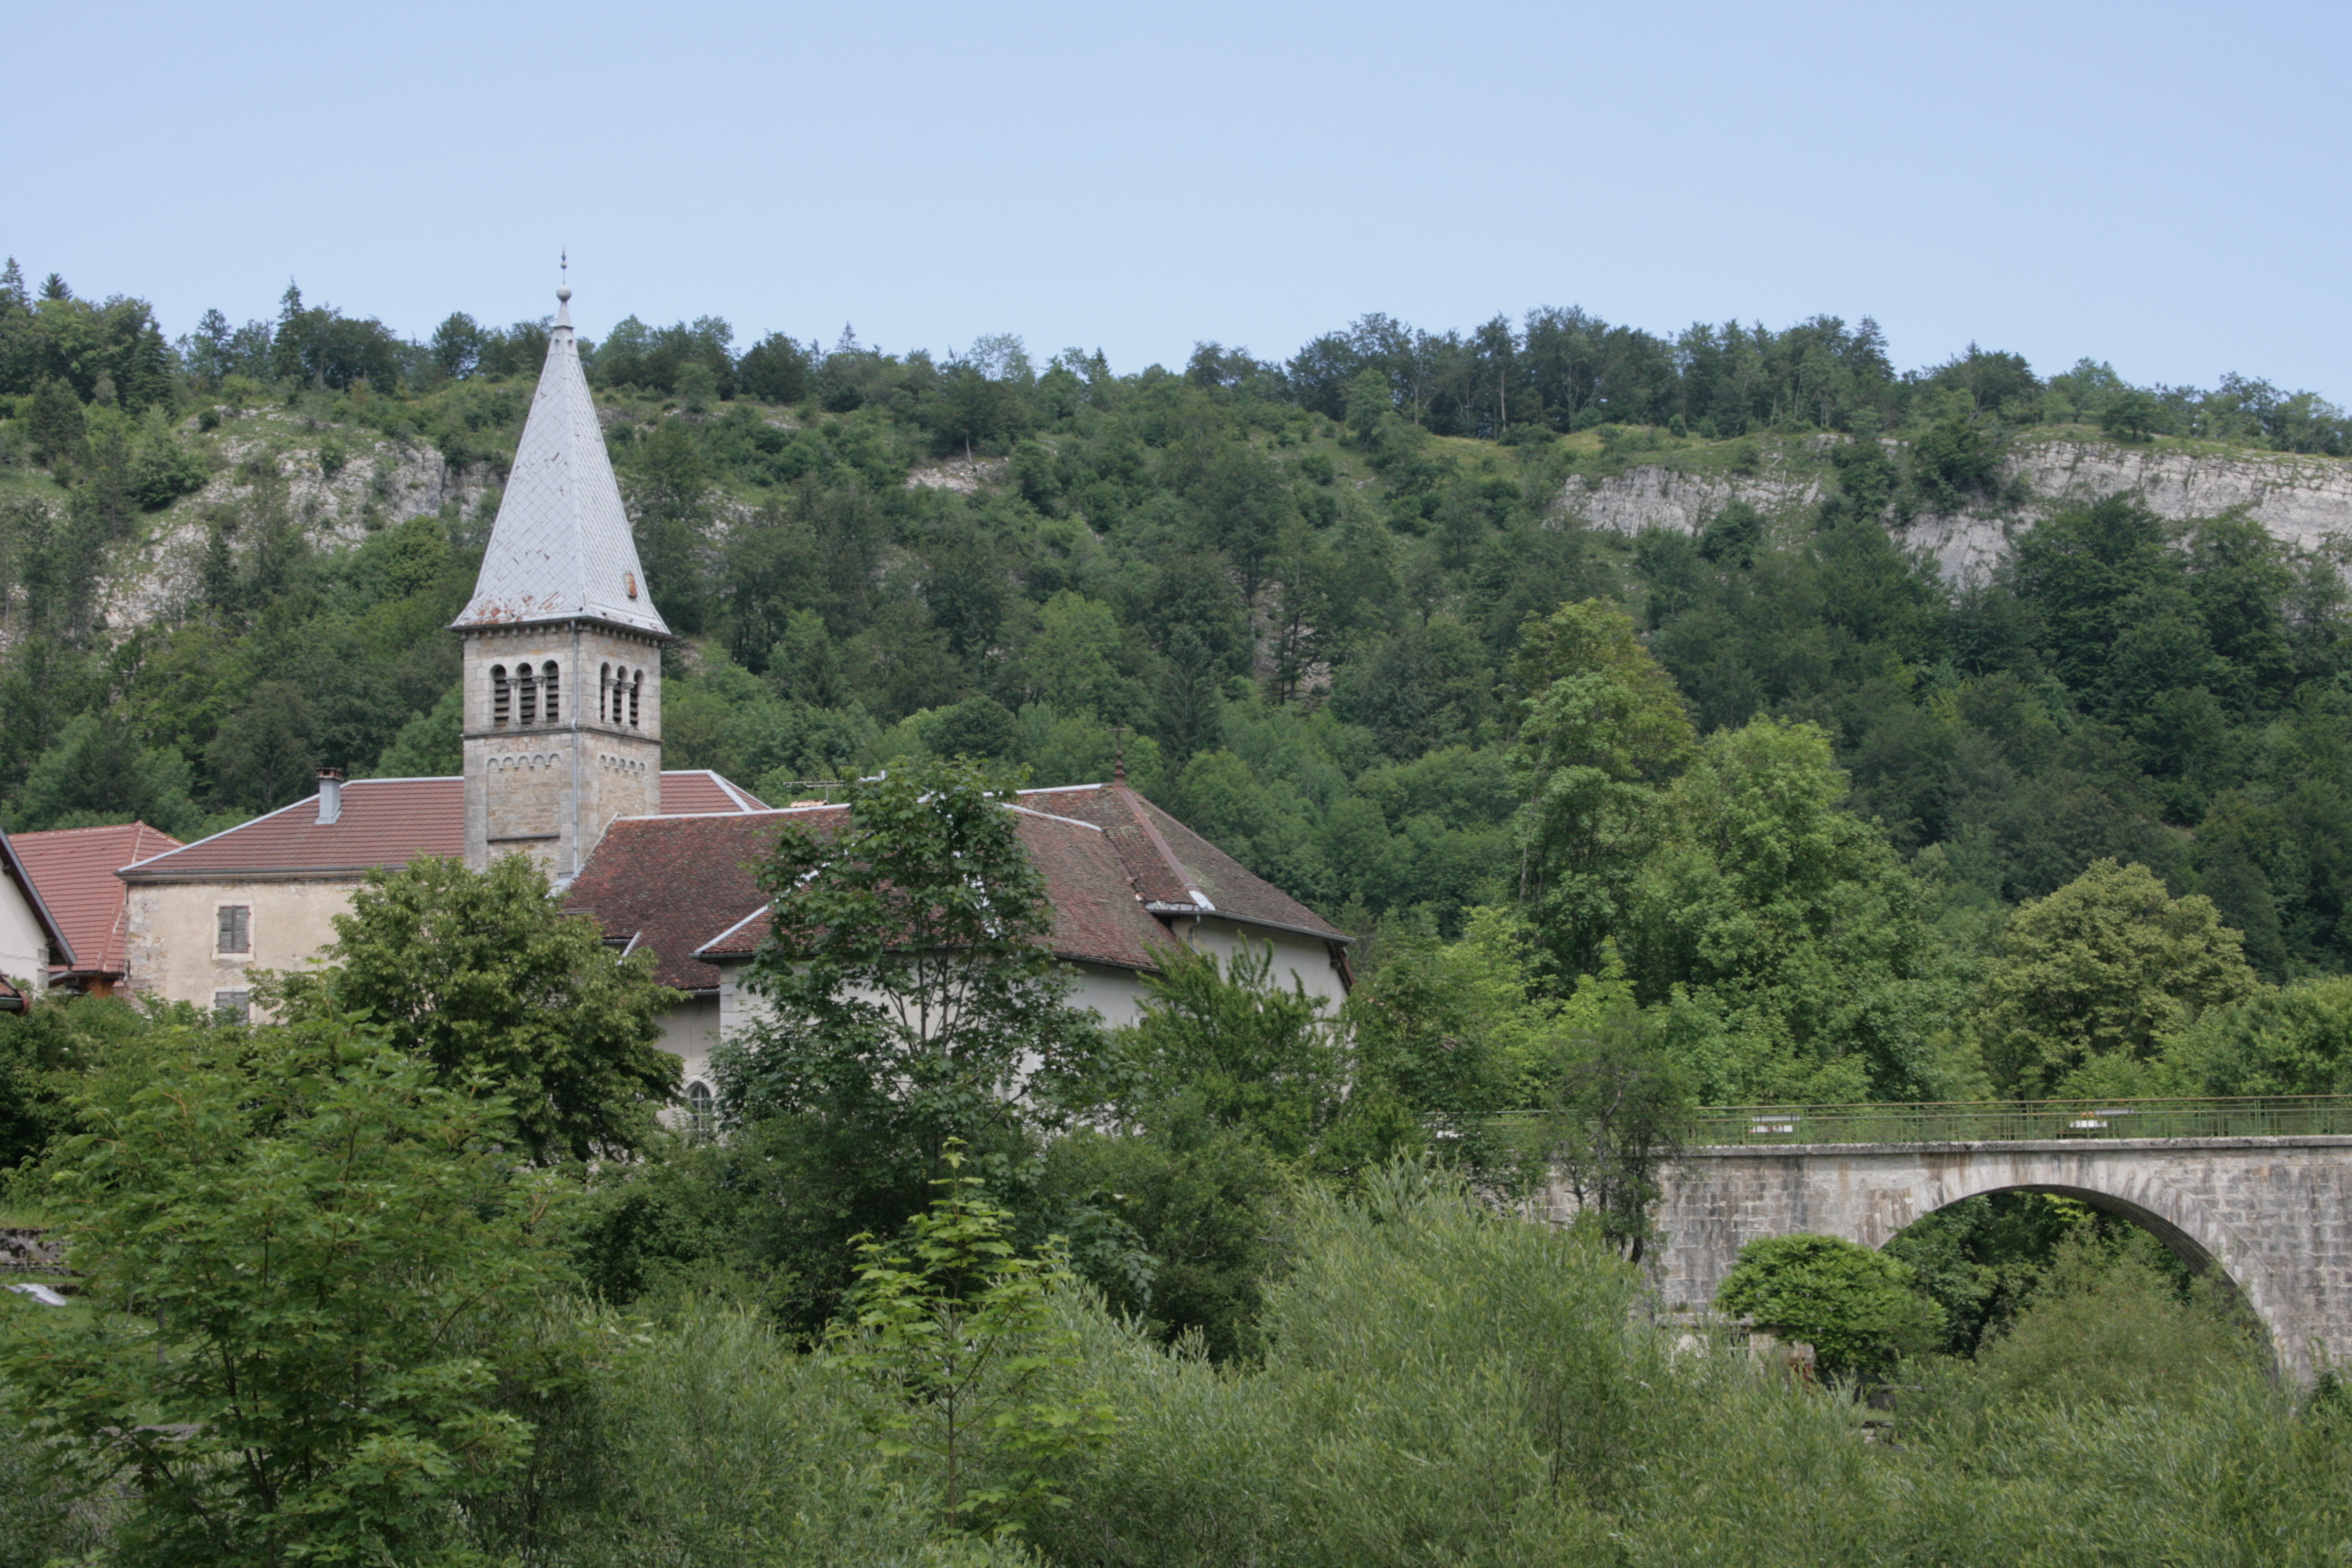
[451,279,670,639]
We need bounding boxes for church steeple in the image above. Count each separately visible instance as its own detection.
[452,281,669,639]
[454,276,668,884]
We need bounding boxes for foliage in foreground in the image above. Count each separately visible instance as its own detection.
[0,1014,572,1567]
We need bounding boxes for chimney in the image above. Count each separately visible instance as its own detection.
[316,768,345,826]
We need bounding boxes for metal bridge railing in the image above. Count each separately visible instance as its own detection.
[1486,1096,2352,1150]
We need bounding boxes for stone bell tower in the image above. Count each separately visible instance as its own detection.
[451,276,670,884]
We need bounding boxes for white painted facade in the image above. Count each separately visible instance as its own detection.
[0,867,52,995]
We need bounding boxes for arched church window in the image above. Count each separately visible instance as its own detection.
[517,662,538,726]
[629,668,642,729]
[542,661,560,722]
[599,662,612,724]
[491,665,510,727]
[686,1081,714,1142]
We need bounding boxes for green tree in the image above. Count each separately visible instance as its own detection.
[829,1151,1114,1536]
[627,419,711,633]
[1980,858,2261,1096]
[0,1014,572,1567]
[1625,718,1953,1102]
[2101,388,2162,442]
[265,854,679,1163]
[1542,1008,1693,1263]
[25,377,83,468]
[2158,974,2352,1096]
[1510,599,1696,976]
[14,713,204,835]
[717,758,1103,1178]
[206,679,319,810]
[1101,942,1345,1163]
[1025,590,1138,720]
[1713,1232,1939,1380]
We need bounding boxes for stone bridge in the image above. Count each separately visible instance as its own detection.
[1642,1134,2352,1383]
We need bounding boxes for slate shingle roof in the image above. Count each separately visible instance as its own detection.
[450,287,668,639]
[11,822,184,979]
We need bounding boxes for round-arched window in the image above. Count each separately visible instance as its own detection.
[685,1081,715,1142]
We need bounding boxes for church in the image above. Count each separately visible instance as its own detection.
[114,282,1353,1100]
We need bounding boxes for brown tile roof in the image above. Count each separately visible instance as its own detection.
[12,822,185,979]
[685,807,1180,976]
[565,782,1348,995]
[564,809,807,991]
[1017,783,1350,941]
[116,771,766,882]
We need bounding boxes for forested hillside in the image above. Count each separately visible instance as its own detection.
[5,258,2352,1100]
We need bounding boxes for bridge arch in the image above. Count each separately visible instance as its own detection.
[1640,1138,2351,1383]
[1864,1168,2285,1367]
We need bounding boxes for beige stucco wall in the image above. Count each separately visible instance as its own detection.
[0,874,50,995]
[123,879,357,1009]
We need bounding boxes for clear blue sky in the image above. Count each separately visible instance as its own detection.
[8,0,2344,397]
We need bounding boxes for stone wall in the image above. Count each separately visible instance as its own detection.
[462,622,665,880]
[1557,1136,2352,1383]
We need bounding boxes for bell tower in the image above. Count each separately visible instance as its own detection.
[451,276,671,884]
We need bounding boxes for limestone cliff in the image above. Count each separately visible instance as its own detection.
[1555,437,2352,579]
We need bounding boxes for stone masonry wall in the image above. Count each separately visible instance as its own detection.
[1549,1137,2352,1383]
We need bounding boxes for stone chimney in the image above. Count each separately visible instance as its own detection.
[316,768,345,826]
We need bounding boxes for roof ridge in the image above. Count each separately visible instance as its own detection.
[1111,782,1212,910]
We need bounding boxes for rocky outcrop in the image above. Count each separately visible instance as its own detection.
[97,413,495,633]
[1557,438,2352,580]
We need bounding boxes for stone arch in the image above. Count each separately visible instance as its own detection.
[1860,1157,2295,1379]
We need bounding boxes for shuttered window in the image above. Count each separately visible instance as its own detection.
[217,905,251,955]
[214,990,250,1023]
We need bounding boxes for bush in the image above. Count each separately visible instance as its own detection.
[1713,1232,1941,1380]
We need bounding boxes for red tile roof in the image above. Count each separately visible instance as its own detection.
[116,772,766,882]
[117,778,468,881]
[564,783,1348,995]
[12,822,185,978]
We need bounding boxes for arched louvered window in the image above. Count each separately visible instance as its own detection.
[517,662,538,725]
[599,662,613,724]
[629,668,642,728]
[491,664,510,727]
[542,661,560,723]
